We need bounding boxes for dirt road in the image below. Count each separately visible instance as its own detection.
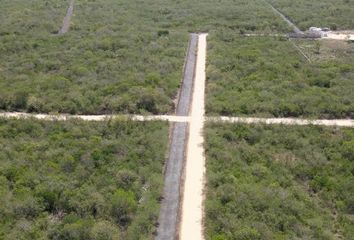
[180,33,208,240]
[0,112,189,122]
[209,116,354,127]
[176,34,198,116]
[2,112,354,128]
[266,1,303,34]
[322,31,354,41]
[58,0,75,34]
[155,34,198,240]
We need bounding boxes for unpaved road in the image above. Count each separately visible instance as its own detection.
[322,31,354,41]
[155,34,198,240]
[156,122,188,240]
[180,33,208,240]
[266,1,303,34]
[59,0,75,34]
[1,112,354,127]
[208,116,354,127]
[0,112,189,122]
[176,34,198,116]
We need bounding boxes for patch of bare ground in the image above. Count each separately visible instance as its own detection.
[294,38,354,62]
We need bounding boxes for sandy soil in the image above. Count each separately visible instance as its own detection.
[2,112,354,127]
[208,116,354,127]
[0,112,190,123]
[244,33,286,37]
[322,31,354,40]
[180,33,208,240]
[58,0,75,34]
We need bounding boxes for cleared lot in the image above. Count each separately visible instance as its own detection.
[0,118,168,239]
[205,123,354,239]
[206,35,354,119]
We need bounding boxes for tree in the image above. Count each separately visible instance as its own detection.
[110,189,137,226]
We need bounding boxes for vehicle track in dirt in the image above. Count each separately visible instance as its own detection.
[0,112,189,122]
[180,33,208,240]
[208,116,354,127]
[58,0,75,34]
[265,1,303,34]
[155,33,198,240]
[1,112,354,128]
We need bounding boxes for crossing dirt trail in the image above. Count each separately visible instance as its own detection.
[265,1,303,34]
[1,112,354,127]
[59,0,75,34]
[180,33,208,240]
[208,116,354,127]
[0,112,189,122]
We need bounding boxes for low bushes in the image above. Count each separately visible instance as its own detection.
[0,118,168,239]
[205,123,354,239]
[206,36,354,118]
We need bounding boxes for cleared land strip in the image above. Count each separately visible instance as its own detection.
[176,33,198,116]
[209,116,354,127]
[156,34,198,240]
[58,0,75,34]
[180,33,208,240]
[290,39,312,63]
[265,1,303,34]
[0,112,189,123]
[1,112,354,128]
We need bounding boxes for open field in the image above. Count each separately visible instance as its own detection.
[268,0,354,31]
[0,118,168,239]
[206,35,354,119]
[0,0,289,115]
[294,39,354,63]
[205,123,354,240]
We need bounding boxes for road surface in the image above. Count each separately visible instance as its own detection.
[155,33,198,240]
[266,1,303,34]
[58,0,75,34]
[0,112,189,122]
[208,116,354,127]
[180,33,208,240]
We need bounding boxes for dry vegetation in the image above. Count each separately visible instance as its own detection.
[205,123,354,240]
[206,35,354,119]
[268,0,354,31]
[0,0,288,115]
[0,118,168,239]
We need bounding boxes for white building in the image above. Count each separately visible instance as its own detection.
[309,27,329,37]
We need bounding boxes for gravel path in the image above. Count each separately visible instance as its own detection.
[180,33,208,240]
[155,33,199,240]
[58,0,75,34]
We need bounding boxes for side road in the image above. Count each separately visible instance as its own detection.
[58,0,75,34]
[208,116,354,127]
[0,112,190,123]
[155,34,198,240]
[265,1,303,34]
[1,112,354,128]
[180,33,208,240]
